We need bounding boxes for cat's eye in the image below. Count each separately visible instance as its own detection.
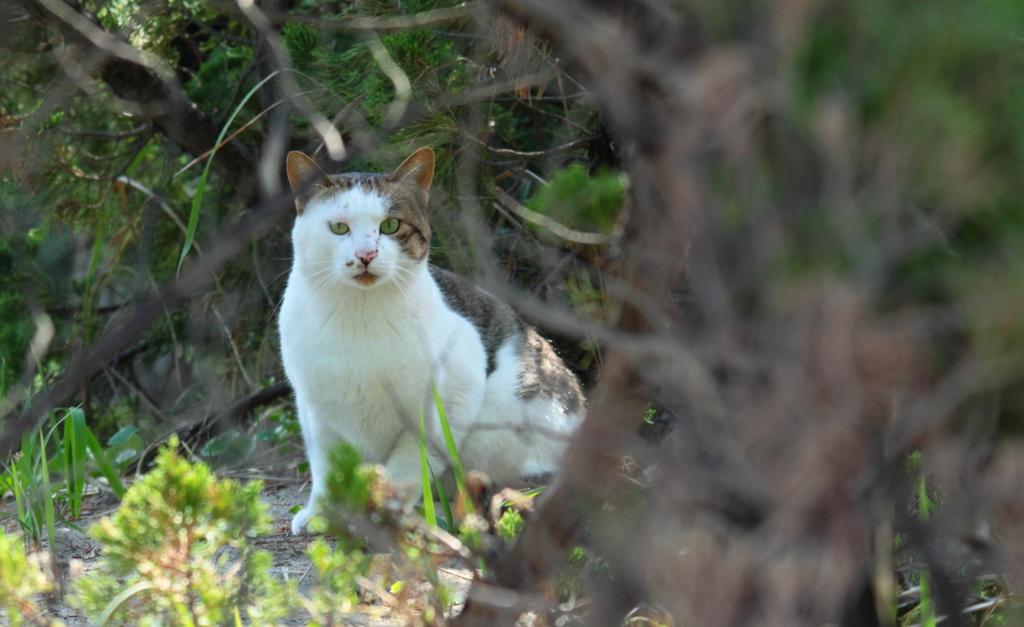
[380,218,401,235]
[329,222,349,235]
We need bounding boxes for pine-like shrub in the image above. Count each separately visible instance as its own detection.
[72,437,295,626]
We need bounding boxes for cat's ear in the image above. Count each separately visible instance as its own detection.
[390,147,434,191]
[286,151,335,214]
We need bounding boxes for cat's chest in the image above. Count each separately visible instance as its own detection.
[279,268,489,411]
[285,306,431,386]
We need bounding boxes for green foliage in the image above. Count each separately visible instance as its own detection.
[0,234,35,382]
[496,508,524,543]
[281,23,319,72]
[419,410,437,528]
[411,388,471,532]
[299,538,369,625]
[72,436,295,626]
[527,164,625,234]
[323,440,376,513]
[0,198,58,387]
[186,46,255,120]
[0,530,60,627]
[0,408,124,547]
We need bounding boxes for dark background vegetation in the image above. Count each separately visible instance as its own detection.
[3,0,1024,624]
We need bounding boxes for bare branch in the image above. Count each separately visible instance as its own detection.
[263,3,480,33]
[491,186,611,245]
[70,123,153,139]
[0,188,296,458]
[23,0,259,202]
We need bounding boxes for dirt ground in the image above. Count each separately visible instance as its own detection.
[4,485,477,626]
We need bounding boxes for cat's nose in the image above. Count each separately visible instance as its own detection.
[356,249,377,266]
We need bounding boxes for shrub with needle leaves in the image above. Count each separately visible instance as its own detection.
[71,436,295,626]
[0,529,61,627]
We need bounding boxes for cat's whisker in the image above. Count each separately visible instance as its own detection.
[306,273,337,298]
[390,265,418,301]
[269,268,293,285]
[310,274,339,307]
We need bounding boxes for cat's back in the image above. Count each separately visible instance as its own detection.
[429,266,585,418]
[429,266,522,376]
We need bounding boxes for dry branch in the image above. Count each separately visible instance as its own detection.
[455,0,698,624]
[0,189,296,459]
[20,0,259,202]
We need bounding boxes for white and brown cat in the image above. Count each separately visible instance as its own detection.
[280,147,584,534]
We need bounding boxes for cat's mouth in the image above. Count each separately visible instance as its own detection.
[354,271,378,286]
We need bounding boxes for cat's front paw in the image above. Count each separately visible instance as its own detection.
[291,503,322,535]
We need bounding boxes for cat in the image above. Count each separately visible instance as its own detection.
[280,147,585,534]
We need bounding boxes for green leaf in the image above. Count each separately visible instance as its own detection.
[86,430,126,498]
[255,426,284,442]
[419,409,436,528]
[98,581,156,626]
[433,384,465,495]
[178,70,282,273]
[112,449,137,466]
[37,429,56,553]
[200,430,238,457]
[432,466,454,532]
[107,426,139,447]
[66,407,88,517]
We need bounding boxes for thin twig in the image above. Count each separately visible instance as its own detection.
[211,304,256,391]
[190,17,255,46]
[491,186,611,245]
[175,98,285,177]
[261,3,479,33]
[312,95,367,158]
[70,123,153,139]
[464,133,594,159]
[103,365,163,416]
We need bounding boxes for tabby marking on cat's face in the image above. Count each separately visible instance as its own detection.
[285,148,434,290]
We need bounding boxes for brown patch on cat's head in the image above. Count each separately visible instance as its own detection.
[376,147,435,262]
[286,151,338,215]
[391,147,434,192]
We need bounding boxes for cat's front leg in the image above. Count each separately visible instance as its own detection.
[291,492,323,535]
[292,407,331,535]
[384,429,446,500]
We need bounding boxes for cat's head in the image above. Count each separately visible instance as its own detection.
[286,147,434,290]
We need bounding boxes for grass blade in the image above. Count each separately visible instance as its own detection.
[66,408,88,517]
[419,409,436,528]
[919,572,936,627]
[86,430,126,498]
[431,467,455,531]
[16,429,40,541]
[177,70,281,273]
[7,461,27,537]
[38,430,57,552]
[98,581,156,626]
[432,384,465,495]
